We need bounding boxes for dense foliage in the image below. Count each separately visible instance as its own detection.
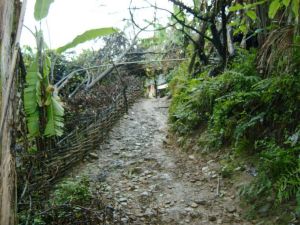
[145,0,300,220]
[6,0,299,224]
[168,49,300,217]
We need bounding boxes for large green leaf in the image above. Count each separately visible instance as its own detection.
[269,0,281,18]
[34,0,54,21]
[283,0,291,7]
[26,111,40,137]
[246,10,257,20]
[44,95,64,137]
[292,0,299,17]
[229,3,244,12]
[24,60,41,137]
[56,28,118,53]
[229,1,266,12]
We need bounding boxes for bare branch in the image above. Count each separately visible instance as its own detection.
[168,0,210,22]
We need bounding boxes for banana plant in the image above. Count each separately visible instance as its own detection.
[23,0,118,139]
[24,32,65,137]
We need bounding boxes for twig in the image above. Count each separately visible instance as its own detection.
[216,176,220,197]
[25,195,32,225]
[18,180,28,203]
[56,58,187,93]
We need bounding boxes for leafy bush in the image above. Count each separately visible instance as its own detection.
[210,74,300,149]
[168,61,204,134]
[19,177,105,225]
[259,140,300,204]
[240,138,300,217]
[169,50,259,136]
[51,177,92,205]
[212,72,300,213]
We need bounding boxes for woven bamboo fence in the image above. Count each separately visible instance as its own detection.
[17,79,143,200]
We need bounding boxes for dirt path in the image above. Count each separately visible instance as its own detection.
[73,98,253,225]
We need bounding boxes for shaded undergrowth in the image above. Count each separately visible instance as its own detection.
[18,177,121,225]
[168,49,300,222]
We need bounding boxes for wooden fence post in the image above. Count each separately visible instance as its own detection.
[0,1,26,224]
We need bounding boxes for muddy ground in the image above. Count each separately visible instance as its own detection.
[69,98,256,225]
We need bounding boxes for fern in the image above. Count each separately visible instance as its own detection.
[168,43,300,213]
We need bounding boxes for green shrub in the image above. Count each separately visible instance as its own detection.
[44,177,94,223]
[51,177,92,205]
[240,138,300,214]
[210,74,300,149]
[168,50,259,136]
[19,177,104,225]
[168,61,206,134]
[258,139,300,203]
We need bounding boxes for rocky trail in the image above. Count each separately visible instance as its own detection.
[70,98,253,225]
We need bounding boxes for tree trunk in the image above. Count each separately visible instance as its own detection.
[227,25,235,56]
[256,2,270,47]
[0,0,24,224]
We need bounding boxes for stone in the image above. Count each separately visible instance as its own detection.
[194,199,207,205]
[144,208,155,216]
[128,186,136,191]
[211,173,218,178]
[189,155,195,160]
[88,152,99,159]
[225,205,236,213]
[217,218,223,224]
[184,207,193,212]
[163,139,169,145]
[131,167,142,174]
[208,215,217,221]
[190,202,198,208]
[118,197,127,202]
[202,166,209,173]
[144,170,151,175]
[207,160,215,164]
[140,191,149,197]
[169,201,175,206]
[121,217,128,223]
[190,211,202,219]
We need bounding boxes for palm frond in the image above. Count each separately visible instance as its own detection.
[257,26,294,75]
